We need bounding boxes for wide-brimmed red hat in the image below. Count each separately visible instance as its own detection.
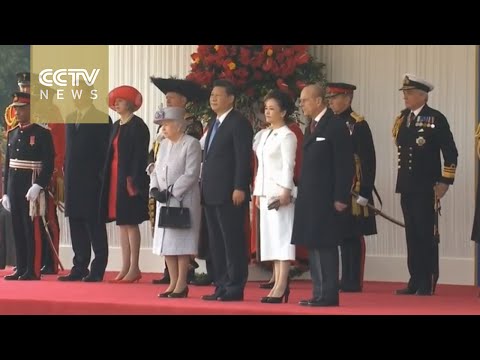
[108,85,143,111]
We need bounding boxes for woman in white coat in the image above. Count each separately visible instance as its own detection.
[253,90,297,304]
[150,107,202,298]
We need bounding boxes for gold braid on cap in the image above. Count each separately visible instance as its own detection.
[475,123,480,160]
[4,105,18,130]
[392,113,404,143]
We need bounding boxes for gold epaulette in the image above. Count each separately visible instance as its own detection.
[392,113,404,141]
[4,105,18,129]
[442,164,456,179]
[476,123,480,159]
[350,111,364,123]
[35,123,50,130]
[7,124,19,133]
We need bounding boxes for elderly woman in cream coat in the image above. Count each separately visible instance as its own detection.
[253,90,297,304]
[150,107,202,298]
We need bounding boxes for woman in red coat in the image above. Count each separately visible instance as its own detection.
[100,85,150,283]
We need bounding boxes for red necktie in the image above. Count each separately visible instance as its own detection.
[310,120,317,133]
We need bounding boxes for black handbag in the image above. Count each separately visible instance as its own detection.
[158,186,191,229]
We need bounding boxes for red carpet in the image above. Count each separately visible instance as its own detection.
[0,268,479,315]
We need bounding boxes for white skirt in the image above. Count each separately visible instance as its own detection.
[259,197,295,261]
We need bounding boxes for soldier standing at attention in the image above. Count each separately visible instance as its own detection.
[2,92,54,280]
[325,82,377,293]
[393,74,458,296]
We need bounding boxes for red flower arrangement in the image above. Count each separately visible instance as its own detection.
[185,45,325,131]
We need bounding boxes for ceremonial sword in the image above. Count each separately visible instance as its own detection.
[351,191,405,228]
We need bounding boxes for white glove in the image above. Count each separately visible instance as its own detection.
[25,184,43,202]
[1,195,10,212]
[356,195,369,207]
[146,163,155,175]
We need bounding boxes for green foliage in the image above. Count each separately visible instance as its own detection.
[0,45,30,163]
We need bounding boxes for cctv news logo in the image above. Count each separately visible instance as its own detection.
[38,69,100,100]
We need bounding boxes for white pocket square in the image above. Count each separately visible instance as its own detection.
[316,137,326,141]
[418,128,424,133]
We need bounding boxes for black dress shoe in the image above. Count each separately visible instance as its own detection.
[259,282,275,289]
[299,298,316,306]
[395,287,417,295]
[58,273,86,282]
[152,276,170,285]
[415,289,432,296]
[308,298,339,307]
[217,293,244,302]
[202,293,221,301]
[82,274,103,282]
[18,273,41,280]
[41,265,58,275]
[4,271,23,280]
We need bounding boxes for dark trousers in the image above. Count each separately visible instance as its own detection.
[69,217,108,278]
[340,236,366,290]
[204,202,249,297]
[400,192,435,292]
[308,246,339,301]
[10,195,41,277]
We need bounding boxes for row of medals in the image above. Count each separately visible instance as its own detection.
[414,117,435,147]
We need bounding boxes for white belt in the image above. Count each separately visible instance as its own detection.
[9,159,43,171]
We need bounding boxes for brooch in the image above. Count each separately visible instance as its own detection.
[416,136,426,146]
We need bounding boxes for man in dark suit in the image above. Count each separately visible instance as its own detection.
[201,79,253,301]
[58,84,112,282]
[292,83,354,307]
[393,74,458,296]
[326,82,377,293]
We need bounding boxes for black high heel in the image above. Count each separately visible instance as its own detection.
[265,287,290,304]
[158,290,174,298]
[168,286,189,298]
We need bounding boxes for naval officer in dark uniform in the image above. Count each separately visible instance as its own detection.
[2,92,54,280]
[326,82,377,293]
[393,74,458,296]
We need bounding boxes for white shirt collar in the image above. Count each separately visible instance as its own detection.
[411,104,425,117]
[314,107,328,122]
[217,107,234,124]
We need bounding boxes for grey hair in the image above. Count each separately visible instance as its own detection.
[306,83,327,105]
[125,101,136,112]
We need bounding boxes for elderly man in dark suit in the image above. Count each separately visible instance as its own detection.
[58,84,112,282]
[292,83,354,307]
[201,79,253,301]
